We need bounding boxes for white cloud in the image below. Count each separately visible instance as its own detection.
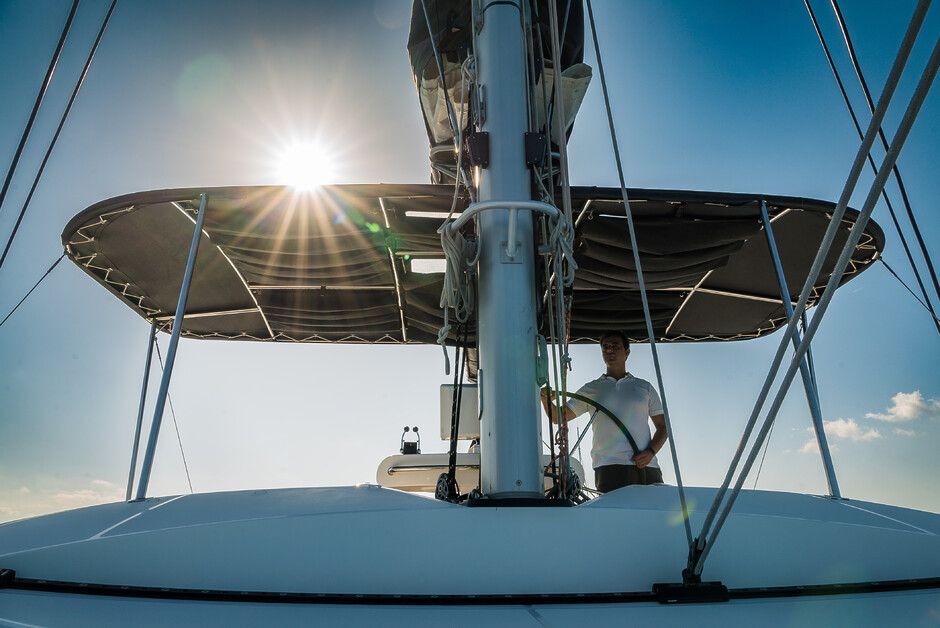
[50,480,124,510]
[1,479,125,524]
[799,418,879,455]
[823,418,882,441]
[866,390,940,422]
[894,428,916,437]
[799,439,820,455]
[798,438,840,454]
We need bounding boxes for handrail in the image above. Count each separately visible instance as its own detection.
[447,199,561,260]
[387,464,479,475]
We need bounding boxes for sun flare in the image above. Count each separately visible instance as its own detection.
[275,141,338,191]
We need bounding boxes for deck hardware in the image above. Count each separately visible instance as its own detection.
[467,132,490,167]
[652,581,729,604]
[400,426,421,455]
[524,132,546,166]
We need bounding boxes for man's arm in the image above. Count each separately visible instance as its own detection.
[631,413,667,469]
[540,388,577,423]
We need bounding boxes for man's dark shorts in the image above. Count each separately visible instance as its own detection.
[595,464,663,493]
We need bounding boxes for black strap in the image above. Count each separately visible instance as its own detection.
[437,324,467,502]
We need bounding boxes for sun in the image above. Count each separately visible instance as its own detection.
[275,141,338,191]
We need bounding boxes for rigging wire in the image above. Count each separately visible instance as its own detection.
[522,0,538,133]
[530,3,558,208]
[418,0,460,136]
[691,0,931,574]
[752,313,813,491]
[545,2,578,455]
[803,0,940,336]
[691,12,940,578]
[751,420,775,490]
[828,0,940,316]
[0,0,80,218]
[585,0,693,547]
[0,254,65,330]
[880,257,940,324]
[418,0,475,188]
[540,220,562,488]
[154,338,194,495]
[0,0,120,272]
[546,0,574,226]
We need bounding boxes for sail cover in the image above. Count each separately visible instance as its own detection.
[408,0,586,181]
[62,184,884,344]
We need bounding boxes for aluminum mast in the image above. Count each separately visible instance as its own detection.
[475,0,543,497]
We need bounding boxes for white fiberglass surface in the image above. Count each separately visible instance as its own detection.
[1,486,937,595]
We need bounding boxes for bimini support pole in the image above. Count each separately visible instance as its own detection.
[126,320,157,501]
[759,199,841,498]
[135,193,208,500]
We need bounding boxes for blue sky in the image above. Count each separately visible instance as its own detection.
[0,0,938,522]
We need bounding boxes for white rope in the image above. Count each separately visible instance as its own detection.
[434,50,575,377]
[438,196,576,373]
[585,0,693,547]
[437,57,478,374]
[540,206,578,493]
[549,208,576,286]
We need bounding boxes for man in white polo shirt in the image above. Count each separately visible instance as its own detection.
[541,331,667,493]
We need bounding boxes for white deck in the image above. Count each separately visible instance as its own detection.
[1,485,938,624]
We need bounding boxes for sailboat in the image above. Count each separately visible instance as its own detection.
[1,0,938,623]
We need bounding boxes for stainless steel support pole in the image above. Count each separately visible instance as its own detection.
[126,320,157,501]
[476,0,543,497]
[759,200,841,498]
[135,194,208,500]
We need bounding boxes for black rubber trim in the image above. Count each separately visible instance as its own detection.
[730,578,940,599]
[3,572,938,606]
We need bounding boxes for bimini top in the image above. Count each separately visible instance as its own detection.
[62,184,884,344]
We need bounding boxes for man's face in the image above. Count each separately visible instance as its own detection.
[600,337,629,368]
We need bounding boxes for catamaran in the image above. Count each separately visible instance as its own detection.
[1,0,938,624]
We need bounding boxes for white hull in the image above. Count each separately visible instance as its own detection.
[2,485,938,624]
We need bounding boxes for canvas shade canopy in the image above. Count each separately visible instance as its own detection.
[61,184,884,344]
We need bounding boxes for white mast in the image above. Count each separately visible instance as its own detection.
[475,0,543,497]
